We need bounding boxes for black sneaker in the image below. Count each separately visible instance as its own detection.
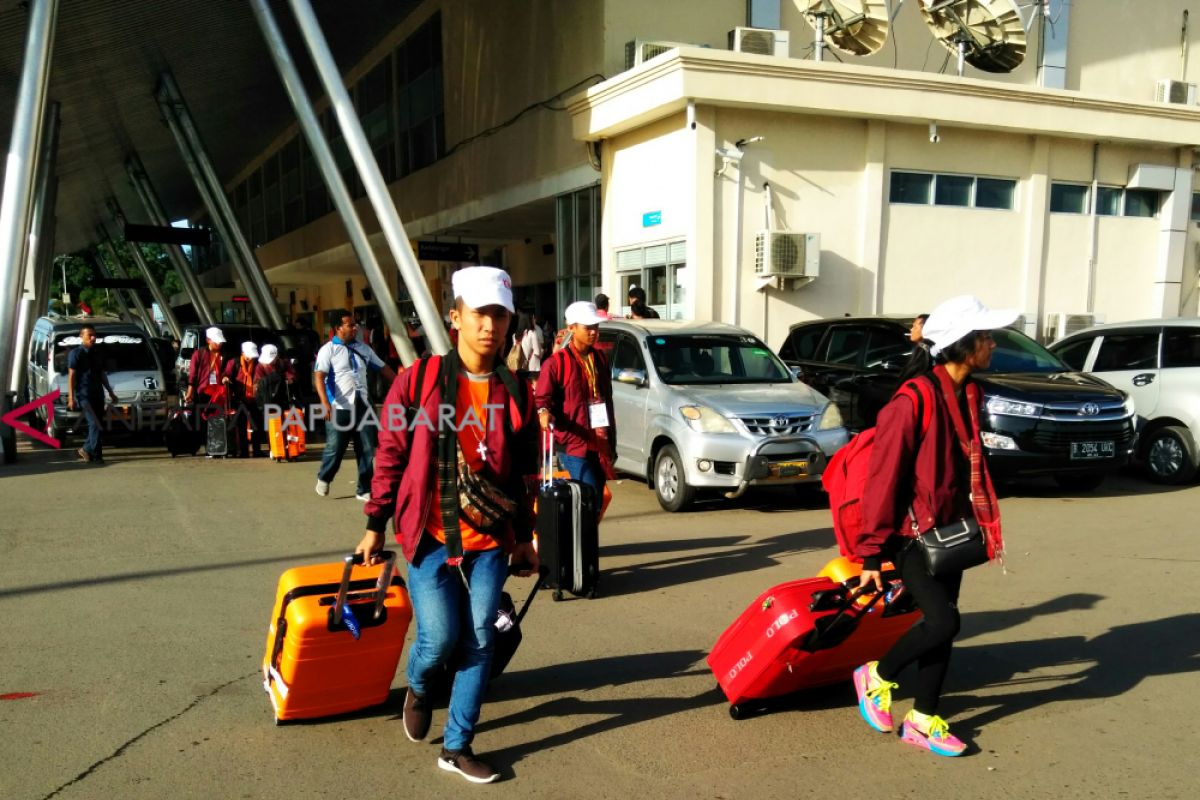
[403,688,431,742]
[437,747,499,784]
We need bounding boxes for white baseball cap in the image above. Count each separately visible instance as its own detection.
[205,326,226,344]
[259,344,279,365]
[921,295,1020,356]
[241,341,260,359]
[452,266,514,312]
[565,301,605,326]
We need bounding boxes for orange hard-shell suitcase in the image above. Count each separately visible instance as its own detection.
[284,407,306,459]
[268,413,287,461]
[263,551,412,723]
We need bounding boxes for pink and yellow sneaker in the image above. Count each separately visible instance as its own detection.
[853,661,898,733]
[900,711,967,757]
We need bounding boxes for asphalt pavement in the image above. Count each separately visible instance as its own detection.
[1,436,1197,799]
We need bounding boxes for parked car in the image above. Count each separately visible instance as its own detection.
[598,319,849,511]
[175,323,315,405]
[26,315,169,444]
[1048,318,1200,484]
[778,317,1136,491]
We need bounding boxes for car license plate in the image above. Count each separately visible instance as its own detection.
[1070,441,1114,460]
[769,460,806,478]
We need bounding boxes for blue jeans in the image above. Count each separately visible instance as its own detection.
[317,398,377,495]
[559,452,605,516]
[405,537,507,751]
[78,397,104,458]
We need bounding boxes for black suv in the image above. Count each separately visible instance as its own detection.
[778,317,1136,490]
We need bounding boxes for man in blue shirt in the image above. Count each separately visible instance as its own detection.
[67,324,119,463]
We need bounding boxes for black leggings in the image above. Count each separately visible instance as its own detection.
[876,542,963,715]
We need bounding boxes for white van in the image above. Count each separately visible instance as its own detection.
[26,316,168,443]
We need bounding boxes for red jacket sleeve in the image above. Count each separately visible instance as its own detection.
[857,393,920,563]
[534,351,562,413]
[365,359,421,533]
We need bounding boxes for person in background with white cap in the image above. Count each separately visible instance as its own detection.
[850,294,1013,759]
[184,326,233,414]
[314,312,396,500]
[535,301,617,513]
[253,343,295,410]
[355,266,539,785]
[225,341,263,458]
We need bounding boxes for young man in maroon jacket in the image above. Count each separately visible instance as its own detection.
[534,300,617,513]
[356,266,539,785]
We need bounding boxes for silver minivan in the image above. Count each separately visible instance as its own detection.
[26,316,168,443]
[1050,318,1200,483]
[598,320,849,511]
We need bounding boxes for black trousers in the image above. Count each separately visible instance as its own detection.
[876,540,964,715]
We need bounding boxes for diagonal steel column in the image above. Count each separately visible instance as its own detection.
[125,152,216,326]
[286,0,450,355]
[156,72,285,330]
[249,0,416,366]
[98,227,154,333]
[0,0,59,463]
[108,198,183,340]
[10,101,60,395]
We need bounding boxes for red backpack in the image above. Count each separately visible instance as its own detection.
[822,378,935,561]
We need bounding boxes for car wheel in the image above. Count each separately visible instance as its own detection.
[1144,426,1199,484]
[654,444,695,512]
[1053,473,1105,492]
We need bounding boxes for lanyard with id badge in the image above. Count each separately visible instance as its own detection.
[573,347,608,429]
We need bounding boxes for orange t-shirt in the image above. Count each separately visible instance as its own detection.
[425,373,500,551]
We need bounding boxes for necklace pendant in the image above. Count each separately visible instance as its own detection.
[476,440,489,460]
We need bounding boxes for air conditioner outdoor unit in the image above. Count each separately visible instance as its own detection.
[624,40,698,70]
[728,26,790,57]
[1044,312,1103,343]
[1155,78,1197,105]
[754,231,819,279]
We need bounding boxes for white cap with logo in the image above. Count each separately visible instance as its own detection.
[259,344,279,365]
[564,301,605,326]
[452,266,514,312]
[921,295,1019,356]
[242,341,260,359]
[206,326,226,344]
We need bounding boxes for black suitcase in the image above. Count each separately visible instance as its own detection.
[206,413,234,458]
[165,405,200,456]
[535,436,600,600]
[490,567,544,679]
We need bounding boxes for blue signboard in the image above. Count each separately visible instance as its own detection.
[642,210,662,227]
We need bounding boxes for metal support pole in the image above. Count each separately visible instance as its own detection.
[108,199,184,340]
[99,229,154,333]
[286,0,451,355]
[125,152,217,325]
[0,0,59,463]
[156,73,285,330]
[250,0,416,366]
[815,14,826,62]
[11,102,60,394]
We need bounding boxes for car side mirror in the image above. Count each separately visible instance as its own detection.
[788,366,803,381]
[615,368,648,387]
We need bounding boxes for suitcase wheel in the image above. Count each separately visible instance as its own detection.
[585,587,598,600]
[729,704,744,721]
[552,589,563,602]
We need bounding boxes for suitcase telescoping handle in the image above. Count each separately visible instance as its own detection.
[506,564,548,626]
[332,550,397,625]
[541,425,554,487]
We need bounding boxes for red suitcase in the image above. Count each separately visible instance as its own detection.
[263,551,412,723]
[708,557,918,719]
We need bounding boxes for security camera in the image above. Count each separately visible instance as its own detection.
[929,121,940,144]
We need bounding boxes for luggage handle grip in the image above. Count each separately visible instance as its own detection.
[333,550,396,625]
[541,425,554,487]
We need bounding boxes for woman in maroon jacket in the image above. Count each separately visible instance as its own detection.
[852,295,1014,758]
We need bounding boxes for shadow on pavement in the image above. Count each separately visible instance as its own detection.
[599,528,838,597]
[944,612,1200,734]
[957,592,1105,643]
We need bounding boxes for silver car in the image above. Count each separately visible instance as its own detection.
[598,320,849,511]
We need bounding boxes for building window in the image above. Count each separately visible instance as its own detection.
[615,239,688,319]
[1191,192,1200,222]
[890,171,1016,210]
[357,55,396,183]
[247,169,265,247]
[1123,189,1160,218]
[556,185,600,317]
[301,136,329,224]
[1050,183,1089,214]
[280,138,303,232]
[262,152,282,242]
[396,13,444,177]
[1096,186,1122,216]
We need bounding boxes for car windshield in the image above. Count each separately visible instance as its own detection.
[646,334,792,384]
[54,333,159,374]
[981,328,1070,374]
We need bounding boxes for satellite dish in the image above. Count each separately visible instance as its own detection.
[918,0,1031,75]
[801,1,890,60]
